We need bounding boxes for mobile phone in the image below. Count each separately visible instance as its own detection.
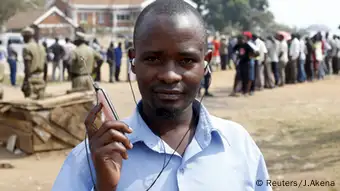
[95,85,119,121]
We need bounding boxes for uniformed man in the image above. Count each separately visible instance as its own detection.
[68,32,102,92]
[21,27,46,99]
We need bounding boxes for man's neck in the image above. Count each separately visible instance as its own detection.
[139,102,195,136]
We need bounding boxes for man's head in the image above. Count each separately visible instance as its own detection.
[55,37,59,43]
[129,0,210,119]
[252,33,258,41]
[65,37,70,43]
[118,42,122,48]
[21,27,34,43]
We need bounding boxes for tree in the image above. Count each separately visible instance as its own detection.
[0,0,45,25]
[192,0,275,33]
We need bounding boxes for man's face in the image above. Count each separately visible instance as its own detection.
[133,13,206,117]
[22,34,31,43]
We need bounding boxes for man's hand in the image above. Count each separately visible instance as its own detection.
[85,104,133,191]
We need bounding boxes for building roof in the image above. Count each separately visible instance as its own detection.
[5,6,78,30]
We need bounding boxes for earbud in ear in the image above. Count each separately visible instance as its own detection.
[130,58,135,66]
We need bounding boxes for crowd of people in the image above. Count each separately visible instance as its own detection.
[202,31,340,97]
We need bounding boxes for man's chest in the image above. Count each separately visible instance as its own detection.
[117,144,255,191]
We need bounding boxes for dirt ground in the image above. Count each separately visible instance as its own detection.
[0,62,339,191]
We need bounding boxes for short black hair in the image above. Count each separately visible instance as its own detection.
[133,0,206,47]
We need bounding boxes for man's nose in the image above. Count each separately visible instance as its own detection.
[157,61,182,84]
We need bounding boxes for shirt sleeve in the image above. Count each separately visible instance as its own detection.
[255,154,272,191]
[23,47,32,61]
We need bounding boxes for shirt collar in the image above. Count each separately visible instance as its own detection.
[122,100,223,150]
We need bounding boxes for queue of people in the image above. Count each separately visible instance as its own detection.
[204,31,340,97]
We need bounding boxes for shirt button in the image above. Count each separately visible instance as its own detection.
[179,167,185,173]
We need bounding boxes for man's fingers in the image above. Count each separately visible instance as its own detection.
[92,129,133,150]
[85,104,103,137]
[92,120,133,140]
[93,142,129,160]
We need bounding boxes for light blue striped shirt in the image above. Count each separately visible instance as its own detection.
[52,102,272,191]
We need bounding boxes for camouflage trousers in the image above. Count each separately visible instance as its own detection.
[0,62,5,99]
[70,75,93,92]
[22,73,46,100]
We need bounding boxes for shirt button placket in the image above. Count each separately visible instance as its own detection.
[177,166,185,190]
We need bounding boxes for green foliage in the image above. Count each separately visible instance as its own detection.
[192,0,280,34]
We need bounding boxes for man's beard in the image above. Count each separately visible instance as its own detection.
[155,107,182,120]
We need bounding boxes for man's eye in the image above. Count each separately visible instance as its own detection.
[180,58,195,65]
[145,57,160,62]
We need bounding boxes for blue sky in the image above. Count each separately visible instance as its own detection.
[269,0,340,30]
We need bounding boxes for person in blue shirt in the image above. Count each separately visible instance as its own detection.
[114,42,123,82]
[52,0,271,191]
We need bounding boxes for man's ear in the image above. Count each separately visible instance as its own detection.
[128,48,136,74]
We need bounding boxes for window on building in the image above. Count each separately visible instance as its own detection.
[116,14,130,21]
[80,12,88,22]
[96,12,105,24]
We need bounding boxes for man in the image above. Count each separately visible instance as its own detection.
[211,36,221,71]
[0,40,6,99]
[219,35,229,70]
[63,38,76,81]
[21,27,46,99]
[7,40,18,86]
[330,35,339,75]
[233,32,259,96]
[253,34,268,90]
[52,1,271,191]
[50,37,65,81]
[107,42,115,83]
[298,35,307,82]
[305,37,315,81]
[277,34,288,86]
[114,42,123,81]
[68,32,102,92]
[287,33,300,84]
[265,36,278,88]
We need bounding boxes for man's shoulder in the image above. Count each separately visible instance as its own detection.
[209,115,262,156]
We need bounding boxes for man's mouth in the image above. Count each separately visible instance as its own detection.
[153,89,183,100]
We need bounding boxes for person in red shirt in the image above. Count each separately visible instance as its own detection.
[212,36,221,70]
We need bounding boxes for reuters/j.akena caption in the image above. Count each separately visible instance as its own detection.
[256,179,336,188]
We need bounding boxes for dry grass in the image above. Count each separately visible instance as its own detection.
[0,67,339,191]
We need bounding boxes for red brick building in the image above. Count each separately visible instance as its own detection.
[45,0,197,35]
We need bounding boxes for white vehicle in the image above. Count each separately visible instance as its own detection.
[0,33,24,63]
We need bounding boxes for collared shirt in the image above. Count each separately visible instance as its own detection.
[289,38,300,60]
[52,101,271,191]
[255,38,268,62]
[279,40,288,63]
[63,42,76,61]
[265,39,279,63]
[299,39,307,61]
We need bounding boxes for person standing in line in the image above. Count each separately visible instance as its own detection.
[7,40,18,86]
[324,32,332,75]
[63,38,76,81]
[305,37,315,81]
[335,36,340,74]
[297,35,307,82]
[288,33,300,84]
[107,42,115,83]
[211,36,221,71]
[253,34,267,91]
[330,35,339,75]
[50,37,65,82]
[114,42,123,82]
[313,33,324,80]
[277,34,288,86]
[266,36,279,87]
[219,36,229,70]
[21,27,46,99]
[42,41,51,82]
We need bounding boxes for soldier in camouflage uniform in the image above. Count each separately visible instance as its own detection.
[68,32,102,92]
[21,27,47,99]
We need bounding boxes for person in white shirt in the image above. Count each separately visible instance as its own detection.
[253,34,268,90]
[63,38,76,81]
[0,40,6,99]
[276,33,288,86]
[297,35,307,82]
[288,33,300,84]
[265,36,279,87]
